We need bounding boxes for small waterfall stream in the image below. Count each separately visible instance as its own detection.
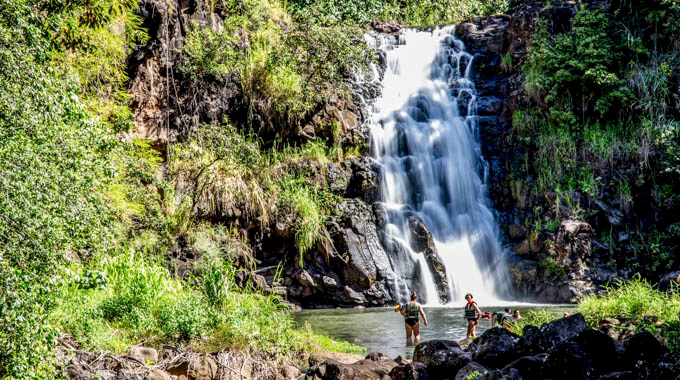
[367,26,512,306]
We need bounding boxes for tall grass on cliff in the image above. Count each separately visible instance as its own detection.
[170,123,340,267]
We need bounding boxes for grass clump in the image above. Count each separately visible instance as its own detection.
[577,277,680,327]
[52,238,364,364]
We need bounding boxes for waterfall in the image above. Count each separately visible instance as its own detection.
[367,26,513,306]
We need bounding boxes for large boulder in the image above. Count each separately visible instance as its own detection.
[306,352,397,380]
[407,215,449,303]
[328,199,400,305]
[622,331,679,378]
[501,356,545,380]
[536,313,587,353]
[413,340,472,378]
[454,362,502,380]
[388,361,429,380]
[470,327,521,369]
[541,329,620,380]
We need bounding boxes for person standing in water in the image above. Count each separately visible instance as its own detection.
[401,291,428,346]
[464,293,482,339]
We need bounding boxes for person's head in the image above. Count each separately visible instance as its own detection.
[513,310,521,318]
[464,293,473,301]
[504,308,512,313]
[411,291,417,301]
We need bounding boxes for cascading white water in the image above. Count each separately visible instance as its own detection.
[367,26,512,306]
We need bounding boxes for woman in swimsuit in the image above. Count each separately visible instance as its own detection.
[464,293,482,339]
[401,291,428,346]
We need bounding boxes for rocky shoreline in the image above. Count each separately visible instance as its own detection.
[61,312,680,379]
[307,313,680,380]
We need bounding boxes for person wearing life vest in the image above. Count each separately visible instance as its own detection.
[400,291,429,346]
[491,308,513,329]
[464,293,482,339]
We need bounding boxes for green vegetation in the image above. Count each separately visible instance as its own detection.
[289,0,509,26]
[182,0,373,136]
[0,0,369,377]
[509,278,680,355]
[514,1,680,278]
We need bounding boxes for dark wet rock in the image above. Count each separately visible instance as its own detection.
[407,215,449,303]
[658,270,680,292]
[622,331,671,375]
[537,313,587,353]
[596,371,636,380]
[306,353,397,380]
[343,157,380,203]
[516,325,541,356]
[541,329,620,380]
[454,362,502,380]
[502,355,545,380]
[388,361,429,380]
[470,327,521,369]
[413,340,472,378]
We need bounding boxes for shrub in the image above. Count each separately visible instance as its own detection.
[157,297,211,341]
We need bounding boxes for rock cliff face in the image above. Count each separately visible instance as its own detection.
[127,0,668,307]
[453,1,679,302]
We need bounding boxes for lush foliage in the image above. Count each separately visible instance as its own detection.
[0,0,129,376]
[289,0,509,26]
[514,2,680,278]
[183,0,373,134]
[510,278,680,354]
[170,124,340,266]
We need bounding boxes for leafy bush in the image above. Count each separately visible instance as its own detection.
[157,297,211,341]
[289,0,509,26]
[525,9,632,128]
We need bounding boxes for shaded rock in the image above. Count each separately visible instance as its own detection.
[306,353,397,380]
[622,331,675,378]
[388,361,429,380]
[188,355,218,380]
[516,325,541,356]
[147,369,172,380]
[542,329,620,380]
[282,364,301,379]
[537,313,587,352]
[371,20,407,34]
[596,371,636,380]
[658,270,680,292]
[508,224,526,241]
[295,270,316,288]
[470,327,521,369]
[131,346,158,364]
[502,355,545,380]
[344,286,367,304]
[407,215,449,303]
[454,362,502,380]
[322,276,338,289]
[67,363,94,380]
[414,340,472,378]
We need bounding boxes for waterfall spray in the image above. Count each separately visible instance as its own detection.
[368,26,513,306]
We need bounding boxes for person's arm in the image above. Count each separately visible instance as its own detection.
[419,305,428,326]
[491,313,496,328]
[400,304,406,317]
[474,304,482,324]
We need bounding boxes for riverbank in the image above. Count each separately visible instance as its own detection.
[294,305,576,359]
[306,313,680,380]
